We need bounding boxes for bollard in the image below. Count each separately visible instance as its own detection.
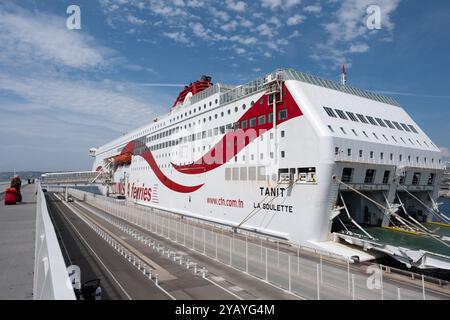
[143,265,147,275]
[148,269,152,280]
[194,263,197,274]
[173,254,177,262]
[155,274,159,285]
[201,266,207,278]
[138,261,141,270]
[179,257,183,265]
[186,259,190,269]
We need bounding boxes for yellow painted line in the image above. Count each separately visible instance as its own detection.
[428,221,450,228]
[382,225,421,236]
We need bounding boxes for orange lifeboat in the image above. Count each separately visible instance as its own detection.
[112,152,132,166]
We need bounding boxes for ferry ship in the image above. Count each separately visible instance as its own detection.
[88,68,450,269]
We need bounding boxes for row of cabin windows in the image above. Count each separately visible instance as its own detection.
[148,129,285,155]
[169,99,220,124]
[342,168,436,185]
[323,106,419,134]
[146,112,288,151]
[328,124,432,148]
[170,99,250,124]
[335,147,439,164]
[147,109,288,145]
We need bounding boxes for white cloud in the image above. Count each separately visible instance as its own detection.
[256,23,276,38]
[210,8,229,22]
[261,0,301,10]
[304,5,322,14]
[0,74,161,131]
[316,0,401,69]
[0,7,110,69]
[287,14,305,26]
[235,47,246,55]
[285,0,302,8]
[324,0,401,43]
[221,21,239,32]
[226,0,247,12]
[348,43,370,53]
[163,31,191,44]
[261,0,282,10]
[127,14,145,25]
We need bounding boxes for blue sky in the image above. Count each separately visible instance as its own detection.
[0,0,449,171]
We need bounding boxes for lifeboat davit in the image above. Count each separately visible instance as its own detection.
[112,152,132,166]
[172,75,213,109]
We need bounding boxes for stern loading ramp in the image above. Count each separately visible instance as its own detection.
[332,178,450,271]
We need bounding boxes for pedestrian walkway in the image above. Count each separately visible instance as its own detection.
[0,185,36,299]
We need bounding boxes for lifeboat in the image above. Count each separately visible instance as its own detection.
[172,75,213,109]
[112,152,132,166]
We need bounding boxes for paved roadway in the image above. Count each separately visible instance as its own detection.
[45,191,450,300]
[0,184,35,300]
[75,195,450,300]
[47,193,261,300]
[69,197,300,300]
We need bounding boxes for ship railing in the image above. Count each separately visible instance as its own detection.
[218,68,400,108]
[67,188,449,300]
[33,181,76,300]
[190,83,234,105]
[282,69,401,106]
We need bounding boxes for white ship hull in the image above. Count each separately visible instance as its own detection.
[91,69,445,251]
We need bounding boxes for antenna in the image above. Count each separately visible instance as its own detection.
[341,64,347,86]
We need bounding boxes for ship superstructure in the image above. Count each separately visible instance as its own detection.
[89,69,450,269]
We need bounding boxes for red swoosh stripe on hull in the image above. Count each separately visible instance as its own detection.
[171,85,303,175]
[121,140,204,193]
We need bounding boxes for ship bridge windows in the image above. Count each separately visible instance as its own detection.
[356,114,368,123]
[335,109,348,119]
[366,116,378,126]
[384,119,395,129]
[346,112,358,122]
[249,117,257,127]
[409,125,418,133]
[323,107,337,117]
[392,121,403,131]
[401,123,411,132]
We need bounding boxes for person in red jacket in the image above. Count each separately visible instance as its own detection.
[10,175,22,202]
